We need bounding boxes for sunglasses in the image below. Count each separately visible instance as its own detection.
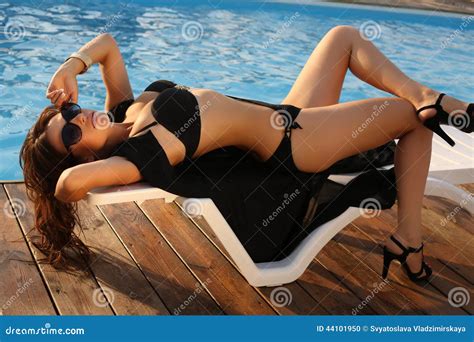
[60,102,82,153]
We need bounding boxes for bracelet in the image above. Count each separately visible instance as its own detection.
[65,51,93,74]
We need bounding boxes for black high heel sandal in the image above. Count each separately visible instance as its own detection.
[382,235,432,283]
[415,93,474,147]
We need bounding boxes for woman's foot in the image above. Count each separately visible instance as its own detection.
[383,233,429,279]
[414,88,470,124]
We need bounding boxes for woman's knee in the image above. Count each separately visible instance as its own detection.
[327,25,359,37]
[412,123,434,140]
[325,25,360,44]
[388,97,424,131]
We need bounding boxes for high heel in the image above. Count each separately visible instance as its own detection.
[381,235,432,283]
[415,92,474,147]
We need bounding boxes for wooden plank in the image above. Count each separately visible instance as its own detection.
[421,195,473,283]
[421,193,473,253]
[175,198,379,314]
[382,200,473,285]
[0,186,56,315]
[4,184,114,315]
[423,196,473,237]
[139,199,276,315]
[298,259,377,315]
[99,200,223,315]
[179,194,378,315]
[425,195,474,235]
[256,282,329,315]
[335,223,466,314]
[174,198,330,315]
[316,239,425,314]
[75,200,169,315]
[352,203,473,314]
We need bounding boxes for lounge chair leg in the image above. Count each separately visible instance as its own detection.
[425,177,473,215]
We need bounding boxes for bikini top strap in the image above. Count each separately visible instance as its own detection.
[130,121,158,138]
[225,94,280,110]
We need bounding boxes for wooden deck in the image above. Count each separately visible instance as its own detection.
[1,181,472,315]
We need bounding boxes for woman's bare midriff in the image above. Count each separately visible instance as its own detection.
[124,88,285,165]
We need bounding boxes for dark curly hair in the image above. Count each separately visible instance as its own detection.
[19,105,92,270]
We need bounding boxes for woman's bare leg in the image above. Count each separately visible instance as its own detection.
[281,25,470,276]
[283,25,469,121]
[290,97,433,275]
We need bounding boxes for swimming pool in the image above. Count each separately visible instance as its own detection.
[0,0,472,180]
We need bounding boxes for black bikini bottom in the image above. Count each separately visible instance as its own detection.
[225,95,303,174]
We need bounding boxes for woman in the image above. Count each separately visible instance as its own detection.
[20,27,472,283]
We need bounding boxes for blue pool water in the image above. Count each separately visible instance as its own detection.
[0,0,472,180]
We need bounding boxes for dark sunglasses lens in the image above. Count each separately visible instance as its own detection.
[61,103,81,121]
[62,123,82,150]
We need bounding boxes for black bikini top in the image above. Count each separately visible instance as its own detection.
[110,79,201,190]
[111,80,177,126]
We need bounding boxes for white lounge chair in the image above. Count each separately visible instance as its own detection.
[86,126,473,287]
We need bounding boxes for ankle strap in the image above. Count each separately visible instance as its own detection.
[390,235,408,252]
[416,93,446,114]
[408,242,424,253]
[390,235,424,254]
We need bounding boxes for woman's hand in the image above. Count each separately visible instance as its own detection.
[45,33,133,112]
[46,58,84,108]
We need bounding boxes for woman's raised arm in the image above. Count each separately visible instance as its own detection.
[46,33,133,111]
[54,155,143,203]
